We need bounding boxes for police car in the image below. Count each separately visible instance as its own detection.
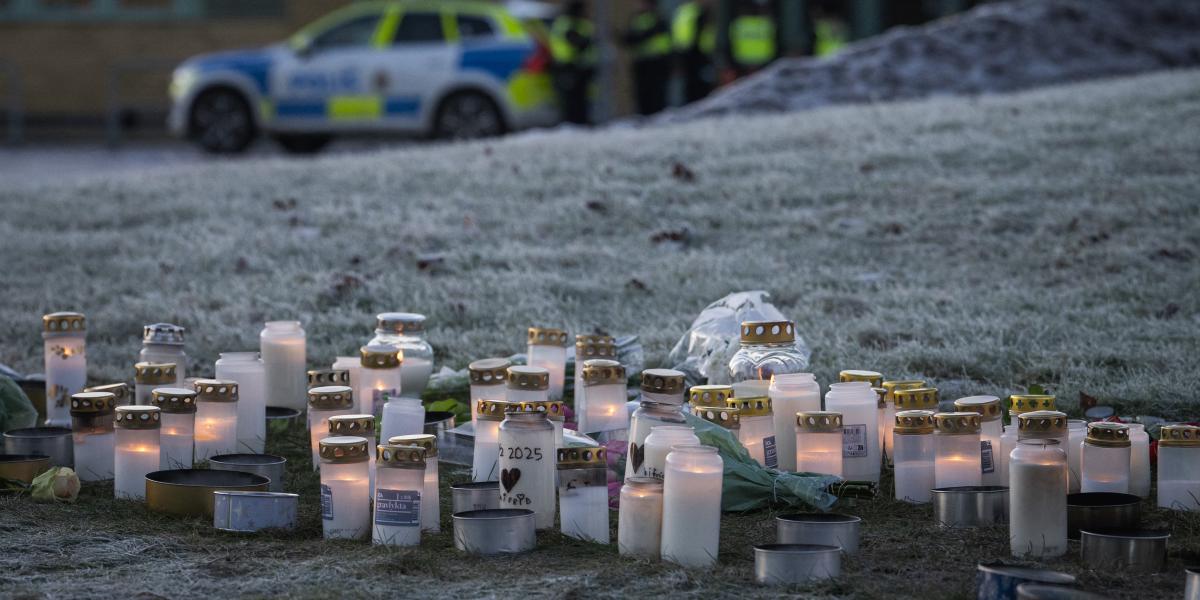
[168,1,558,153]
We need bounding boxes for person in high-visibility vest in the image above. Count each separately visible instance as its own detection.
[549,1,597,125]
[727,1,778,78]
[621,0,672,115]
[672,0,717,104]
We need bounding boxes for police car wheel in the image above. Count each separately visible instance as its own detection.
[434,91,505,140]
[190,88,255,154]
[274,134,332,155]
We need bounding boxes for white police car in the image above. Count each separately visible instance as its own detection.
[169,1,558,153]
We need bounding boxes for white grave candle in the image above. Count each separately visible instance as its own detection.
[824,382,881,483]
[113,405,161,500]
[367,313,434,397]
[626,369,687,480]
[373,443,425,547]
[1009,439,1068,558]
[319,436,371,540]
[330,414,377,494]
[1128,423,1151,499]
[880,380,926,466]
[573,335,616,432]
[358,345,402,418]
[498,411,556,529]
[467,358,510,426]
[643,425,700,481]
[954,395,1004,486]
[526,327,569,401]
[934,412,983,489]
[260,321,306,412]
[892,410,935,503]
[728,396,776,468]
[215,352,267,454]
[307,386,355,470]
[768,373,820,472]
[661,444,723,568]
[795,411,844,477]
[558,447,609,543]
[150,387,197,470]
[388,434,440,533]
[579,358,627,435]
[1157,425,1200,511]
[139,323,187,385]
[619,477,664,557]
[192,379,239,462]
[69,391,116,482]
[472,399,510,482]
[42,312,87,427]
[1080,422,1131,494]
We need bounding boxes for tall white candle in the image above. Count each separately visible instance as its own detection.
[795,411,843,477]
[1000,394,1057,487]
[619,477,664,557]
[934,412,983,489]
[70,391,116,482]
[387,434,440,533]
[579,358,627,435]
[728,396,776,468]
[527,327,569,401]
[330,414,377,494]
[627,369,687,479]
[150,387,197,470]
[880,380,926,465]
[954,395,1004,486]
[215,352,266,454]
[1009,439,1068,558]
[307,386,356,470]
[498,411,556,529]
[42,312,87,427]
[824,382,881,483]
[373,443,425,547]
[330,357,362,404]
[192,379,239,462]
[358,345,402,417]
[558,447,609,543]
[113,405,161,500]
[1127,423,1151,498]
[472,399,510,482]
[319,436,371,540]
[643,426,700,480]
[892,410,935,503]
[1080,422,1130,494]
[768,373,820,472]
[513,400,566,448]
[468,358,510,426]
[1066,419,1086,494]
[1157,425,1200,511]
[260,321,306,412]
[574,336,616,432]
[661,444,723,568]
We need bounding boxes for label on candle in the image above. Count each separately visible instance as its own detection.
[842,424,867,458]
[980,441,995,474]
[320,484,334,520]
[374,489,420,526]
[763,435,778,469]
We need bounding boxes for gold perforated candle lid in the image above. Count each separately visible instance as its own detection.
[839,370,883,387]
[507,365,550,391]
[329,414,375,436]
[375,312,425,334]
[582,359,625,386]
[894,410,935,434]
[1086,422,1130,448]
[85,382,130,405]
[1160,425,1200,447]
[934,412,981,435]
[476,399,514,421]
[575,334,613,347]
[641,368,686,396]
[43,311,85,333]
[468,358,511,386]
[796,410,843,433]
[387,434,437,457]
[308,368,350,388]
[135,362,177,385]
[894,387,939,410]
[689,384,734,407]
[151,387,198,413]
[557,446,606,468]
[1017,410,1067,437]
[575,335,617,359]
[692,405,740,428]
[514,400,566,421]
[873,387,887,409]
[726,396,771,417]
[954,395,1002,421]
[319,436,369,463]
[308,385,354,411]
[882,380,926,402]
[377,443,426,467]
[1009,394,1055,415]
[193,379,238,402]
[528,326,569,347]
[360,344,402,369]
[740,320,795,344]
[115,405,161,430]
[70,391,116,416]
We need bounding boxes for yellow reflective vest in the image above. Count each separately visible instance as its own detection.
[630,11,672,59]
[730,14,776,67]
[672,1,715,55]
[550,16,597,66]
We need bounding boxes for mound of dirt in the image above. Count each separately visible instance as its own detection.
[662,0,1200,121]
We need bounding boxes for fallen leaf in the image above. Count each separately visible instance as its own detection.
[626,278,649,291]
[234,257,249,273]
[671,161,696,182]
[650,227,691,244]
[585,200,608,213]
[272,198,297,211]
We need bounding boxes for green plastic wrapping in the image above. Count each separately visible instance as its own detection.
[683,412,840,512]
[0,375,39,433]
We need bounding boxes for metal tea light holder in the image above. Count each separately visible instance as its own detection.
[452,509,537,555]
[451,481,500,514]
[754,544,841,585]
[209,453,288,493]
[4,426,74,468]
[776,513,862,555]
[213,491,299,533]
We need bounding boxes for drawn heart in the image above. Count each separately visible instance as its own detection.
[500,468,521,493]
[630,442,645,473]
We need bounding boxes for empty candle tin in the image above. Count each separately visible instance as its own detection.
[451,481,500,514]
[0,454,51,484]
[452,508,536,555]
[1066,493,1140,540]
[146,469,269,517]
[976,563,1076,600]
[424,411,456,436]
[209,453,288,492]
[3,427,73,467]
[1079,529,1169,574]
[213,491,299,532]
[933,486,1009,528]
[1016,584,1111,600]
[265,406,301,435]
[753,544,841,585]
[1186,567,1200,600]
[775,513,862,555]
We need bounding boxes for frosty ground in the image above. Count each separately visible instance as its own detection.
[0,70,1198,597]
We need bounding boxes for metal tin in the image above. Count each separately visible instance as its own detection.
[933,486,1009,528]
[1016,584,1111,600]
[208,453,287,493]
[976,563,1076,600]
[1186,567,1200,600]
[452,508,536,555]
[753,544,840,585]
[1066,493,1140,540]
[1083,406,1114,421]
[3,427,73,467]
[0,454,51,484]
[775,513,862,555]
[265,406,301,435]
[1079,529,1169,574]
[424,410,456,437]
[145,469,269,517]
[451,481,500,514]
[213,491,299,532]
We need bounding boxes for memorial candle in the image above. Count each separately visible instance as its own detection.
[506,365,550,404]
[307,386,355,470]
[642,425,700,481]
[933,412,982,489]
[472,399,511,482]
[573,335,616,433]
[1066,419,1086,494]
[1009,439,1068,558]
[357,345,402,417]
[70,391,116,482]
[367,313,434,397]
[260,320,306,412]
[134,362,176,406]
[319,436,371,540]
[999,394,1056,488]
[626,369,687,480]
[192,379,239,462]
[113,405,161,500]
[150,387,196,470]
[498,410,556,529]
[527,327,569,401]
[387,434,440,533]
[1157,425,1200,511]
[661,445,723,568]
[795,411,844,477]
[330,357,361,401]
[729,320,807,398]
[84,382,130,407]
[892,410,935,503]
[954,395,1003,486]
[330,414,376,494]
[825,382,882,483]
[880,380,926,465]
[1080,422,1130,494]
[42,312,87,427]
[215,352,266,454]
[139,323,187,385]
[467,358,510,426]
[557,446,609,543]
[579,359,628,436]
[768,373,820,472]
[727,396,776,468]
[372,443,425,547]
[618,477,664,557]
[1127,423,1151,499]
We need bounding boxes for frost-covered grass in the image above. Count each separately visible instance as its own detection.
[1,70,1199,597]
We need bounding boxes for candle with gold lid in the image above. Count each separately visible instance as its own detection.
[330,414,376,494]
[43,311,87,427]
[215,352,266,454]
[574,334,616,432]
[626,369,687,479]
[893,387,939,412]
[692,404,740,432]
[619,477,663,557]
[998,396,1057,488]
[260,320,306,413]
[307,368,350,389]
[1158,425,1200,511]
[729,320,806,397]
[507,365,550,404]
[954,395,1003,486]
[472,398,513,481]
[372,443,425,547]
[769,373,820,471]
[558,446,609,543]
[498,409,556,529]
[825,382,882,483]
[70,391,116,481]
[660,444,723,567]
[513,399,566,447]
[580,359,627,435]
[387,433,440,532]
[307,385,355,470]
[1080,422,1130,494]
[839,370,883,387]
[85,382,130,407]
[330,357,361,401]
[892,410,935,502]
[1010,438,1068,558]
[468,358,510,425]
[688,384,734,408]
[1013,409,1071,491]
[359,344,402,418]
[319,436,371,540]
[151,387,196,469]
[134,362,176,406]
[527,327,569,401]
[726,396,775,468]
[113,405,160,500]
[795,410,843,477]
[368,312,434,397]
[934,412,982,489]
[192,379,239,461]
[880,380,925,465]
